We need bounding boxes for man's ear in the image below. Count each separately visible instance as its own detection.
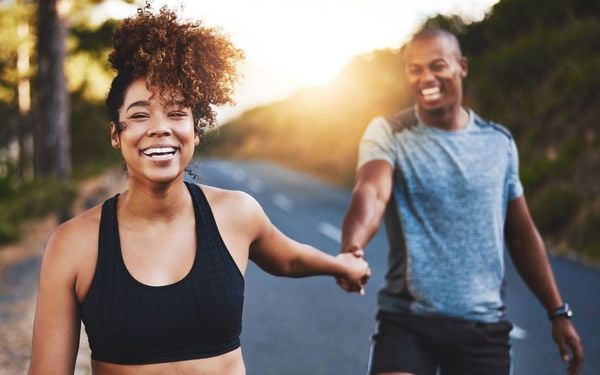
[460,56,468,78]
[194,133,200,146]
[110,122,120,149]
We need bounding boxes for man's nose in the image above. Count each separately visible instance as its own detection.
[420,68,435,82]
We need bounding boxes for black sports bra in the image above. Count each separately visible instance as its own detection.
[79,182,244,364]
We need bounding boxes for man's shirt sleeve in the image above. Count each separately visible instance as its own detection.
[507,138,524,200]
[357,116,397,170]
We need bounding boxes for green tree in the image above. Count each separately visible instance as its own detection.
[0,0,35,181]
[0,0,133,242]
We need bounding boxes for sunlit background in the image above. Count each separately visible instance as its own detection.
[94,0,500,122]
[1,0,599,373]
[1,0,598,250]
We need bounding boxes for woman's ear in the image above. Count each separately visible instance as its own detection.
[110,122,120,149]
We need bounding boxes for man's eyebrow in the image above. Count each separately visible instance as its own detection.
[430,58,447,64]
[407,58,447,66]
[125,100,151,111]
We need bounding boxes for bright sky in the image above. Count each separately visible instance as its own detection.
[101,0,499,122]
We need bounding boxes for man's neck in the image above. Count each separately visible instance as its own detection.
[418,106,469,131]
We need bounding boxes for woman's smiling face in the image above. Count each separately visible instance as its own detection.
[111,77,200,185]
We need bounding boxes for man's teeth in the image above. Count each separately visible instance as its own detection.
[142,147,177,157]
[421,87,441,101]
[421,87,440,95]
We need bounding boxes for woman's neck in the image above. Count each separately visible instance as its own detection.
[119,178,191,222]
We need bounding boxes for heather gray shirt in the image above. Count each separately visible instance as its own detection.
[358,108,523,322]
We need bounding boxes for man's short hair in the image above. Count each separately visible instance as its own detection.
[408,27,463,58]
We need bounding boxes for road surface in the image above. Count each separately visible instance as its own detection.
[189,158,599,375]
[0,159,597,374]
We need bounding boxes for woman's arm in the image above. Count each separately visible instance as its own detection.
[29,223,84,374]
[246,196,370,293]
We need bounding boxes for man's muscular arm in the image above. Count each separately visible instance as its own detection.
[338,160,393,290]
[505,196,584,375]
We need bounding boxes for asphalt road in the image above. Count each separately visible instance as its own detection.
[188,158,600,375]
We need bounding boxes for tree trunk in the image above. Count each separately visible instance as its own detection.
[34,0,70,182]
[17,19,32,181]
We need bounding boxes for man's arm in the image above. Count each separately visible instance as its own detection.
[505,195,584,374]
[341,160,394,254]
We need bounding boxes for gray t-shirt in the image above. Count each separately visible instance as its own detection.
[358,108,523,322]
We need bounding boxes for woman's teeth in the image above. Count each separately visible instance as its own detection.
[142,147,177,158]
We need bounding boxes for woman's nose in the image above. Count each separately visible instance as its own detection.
[146,119,172,137]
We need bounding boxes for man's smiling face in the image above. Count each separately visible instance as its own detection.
[404,33,468,119]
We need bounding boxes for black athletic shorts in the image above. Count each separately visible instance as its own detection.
[368,310,513,375]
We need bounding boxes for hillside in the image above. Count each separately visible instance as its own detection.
[200,0,600,262]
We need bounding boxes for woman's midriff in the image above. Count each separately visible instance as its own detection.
[91,347,245,375]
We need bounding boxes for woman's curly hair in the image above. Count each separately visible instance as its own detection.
[106,4,243,133]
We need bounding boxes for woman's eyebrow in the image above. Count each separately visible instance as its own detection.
[165,99,186,107]
[125,100,151,111]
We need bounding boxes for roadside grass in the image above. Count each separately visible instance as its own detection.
[0,176,76,244]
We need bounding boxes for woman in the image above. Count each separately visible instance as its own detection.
[29,5,370,374]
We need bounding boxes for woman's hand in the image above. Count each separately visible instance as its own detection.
[335,248,371,295]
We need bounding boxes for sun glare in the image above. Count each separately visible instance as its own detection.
[108,0,499,121]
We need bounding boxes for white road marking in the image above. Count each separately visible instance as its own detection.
[318,222,342,244]
[232,168,246,182]
[509,324,528,340]
[272,194,293,211]
[248,179,264,193]
[215,162,232,173]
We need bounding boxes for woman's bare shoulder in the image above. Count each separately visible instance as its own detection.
[198,184,262,213]
[196,183,269,237]
[43,203,103,267]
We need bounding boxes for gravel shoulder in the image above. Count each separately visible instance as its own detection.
[0,169,127,374]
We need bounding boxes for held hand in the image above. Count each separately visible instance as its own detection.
[335,248,371,295]
[552,318,584,374]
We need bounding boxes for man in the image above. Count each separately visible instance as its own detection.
[339,28,584,375]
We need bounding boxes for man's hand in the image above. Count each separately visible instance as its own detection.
[552,318,584,374]
[336,245,370,295]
